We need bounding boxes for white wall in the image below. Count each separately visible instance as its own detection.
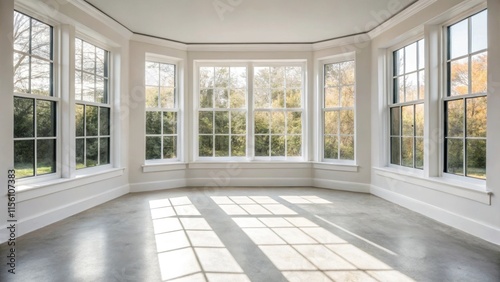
[370,0,500,244]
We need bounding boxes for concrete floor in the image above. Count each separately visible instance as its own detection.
[1,187,500,282]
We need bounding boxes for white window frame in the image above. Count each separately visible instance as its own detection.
[144,54,182,164]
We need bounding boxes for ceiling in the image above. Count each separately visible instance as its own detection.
[84,0,417,44]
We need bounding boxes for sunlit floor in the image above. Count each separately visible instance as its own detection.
[2,187,500,282]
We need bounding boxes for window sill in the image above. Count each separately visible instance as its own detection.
[188,161,311,170]
[373,167,492,205]
[142,163,188,173]
[16,168,126,202]
[313,162,359,172]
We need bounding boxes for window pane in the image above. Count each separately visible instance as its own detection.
[339,136,354,160]
[215,135,229,157]
[287,135,301,157]
[215,111,229,134]
[390,107,400,136]
[37,139,55,175]
[415,137,424,169]
[254,111,270,134]
[230,67,247,89]
[466,97,487,138]
[471,10,487,53]
[397,76,405,103]
[86,138,98,167]
[230,89,246,108]
[75,104,85,137]
[31,19,51,60]
[415,104,424,137]
[76,139,85,169]
[270,67,285,89]
[254,89,270,108]
[405,73,418,102]
[75,39,82,70]
[447,138,464,175]
[37,100,56,137]
[200,67,214,88]
[13,52,29,94]
[341,86,355,107]
[325,64,339,87]
[199,136,213,157]
[471,52,487,94]
[466,139,486,179]
[254,67,270,89]
[271,135,285,156]
[401,137,414,167]
[324,111,339,135]
[340,110,354,135]
[14,140,34,178]
[146,136,162,160]
[160,87,175,108]
[146,111,162,135]
[96,76,106,104]
[163,112,177,135]
[286,89,301,108]
[83,41,95,73]
[199,111,214,134]
[215,89,229,108]
[286,67,302,88]
[287,112,302,134]
[391,137,401,165]
[83,73,95,102]
[85,106,98,136]
[405,42,417,73]
[215,67,229,88]
[402,106,414,136]
[450,58,469,96]
[160,63,175,87]
[325,87,340,108]
[13,12,30,53]
[200,89,214,108]
[146,62,160,86]
[231,111,246,134]
[100,137,110,165]
[31,58,51,96]
[14,97,34,138]
[100,107,110,136]
[96,48,106,77]
[255,135,269,157]
[394,48,404,76]
[324,136,338,159]
[231,136,246,157]
[163,136,176,159]
[446,100,464,137]
[418,70,425,100]
[271,90,285,108]
[271,112,285,134]
[340,61,355,85]
[75,71,82,100]
[418,40,425,69]
[449,19,469,59]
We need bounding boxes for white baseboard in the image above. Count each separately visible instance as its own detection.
[0,184,129,244]
[129,179,187,192]
[371,185,500,245]
[186,177,313,188]
[314,178,370,193]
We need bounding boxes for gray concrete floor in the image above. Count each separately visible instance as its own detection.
[1,187,500,282]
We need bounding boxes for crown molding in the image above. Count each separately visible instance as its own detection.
[368,0,438,39]
[312,33,371,51]
[131,33,188,51]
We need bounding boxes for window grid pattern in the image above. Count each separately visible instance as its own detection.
[198,67,247,158]
[445,10,487,179]
[254,66,303,158]
[323,61,355,161]
[390,40,425,169]
[75,38,111,169]
[13,11,56,179]
[145,61,178,160]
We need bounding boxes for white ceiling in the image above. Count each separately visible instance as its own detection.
[84,0,417,44]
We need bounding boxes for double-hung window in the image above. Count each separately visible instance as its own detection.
[13,11,56,179]
[445,10,487,179]
[323,60,355,161]
[75,38,111,169]
[390,40,425,169]
[145,61,179,161]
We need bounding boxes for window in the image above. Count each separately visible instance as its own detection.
[198,66,247,158]
[254,66,303,158]
[145,61,179,161]
[445,10,487,179]
[390,40,425,169]
[13,11,56,178]
[75,38,110,169]
[323,61,355,161]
